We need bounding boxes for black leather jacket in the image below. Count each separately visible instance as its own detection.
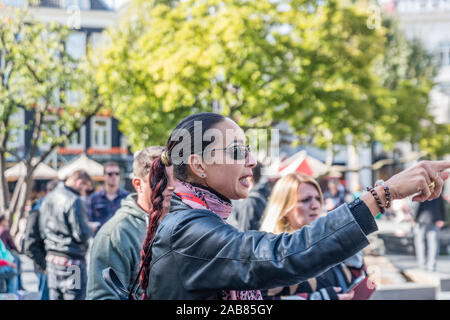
[147,195,377,299]
[38,183,92,260]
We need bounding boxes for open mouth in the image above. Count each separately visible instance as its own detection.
[239,175,252,188]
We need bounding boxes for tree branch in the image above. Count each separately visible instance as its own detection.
[24,61,44,84]
[33,102,103,171]
[0,146,23,163]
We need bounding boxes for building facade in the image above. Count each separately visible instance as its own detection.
[382,0,450,124]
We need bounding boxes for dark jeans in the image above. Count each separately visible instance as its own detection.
[13,254,24,290]
[47,261,87,300]
[0,266,18,294]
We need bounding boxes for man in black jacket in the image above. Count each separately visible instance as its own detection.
[23,179,58,300]
[39,170,93,300]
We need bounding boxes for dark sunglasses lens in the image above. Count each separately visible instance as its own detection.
[231,146,247,160]
[107,172,120,176]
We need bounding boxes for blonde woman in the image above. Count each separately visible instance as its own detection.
[260,173,371,300]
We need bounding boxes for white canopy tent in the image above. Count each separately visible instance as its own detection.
[5,161,58,181]
[58,154,104,181]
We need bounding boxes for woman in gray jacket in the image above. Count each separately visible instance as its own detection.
[139,112,450,300]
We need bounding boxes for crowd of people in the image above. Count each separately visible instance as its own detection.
[1,112,449,300]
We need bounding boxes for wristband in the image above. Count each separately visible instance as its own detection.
[366,186,385,214]
[375,179,391,209]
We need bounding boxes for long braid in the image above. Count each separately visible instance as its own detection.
[139,157,168,299]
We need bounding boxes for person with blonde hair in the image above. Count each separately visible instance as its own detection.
[260,173,324,234]
[260,173,371,300]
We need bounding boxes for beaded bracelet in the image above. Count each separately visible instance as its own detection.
[375,180,391,209]
[366,186,385,214]
[383,184,391,209]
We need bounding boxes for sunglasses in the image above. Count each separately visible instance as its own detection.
[211,145,251,160]
[106,172,120,177]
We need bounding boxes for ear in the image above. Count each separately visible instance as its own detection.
[132,178,142,193]
[187,154,207,179]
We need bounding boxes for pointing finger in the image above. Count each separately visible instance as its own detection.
[429,161,450,172]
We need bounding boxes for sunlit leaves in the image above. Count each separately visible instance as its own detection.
[0,7,101,154]
[95,0,442,156]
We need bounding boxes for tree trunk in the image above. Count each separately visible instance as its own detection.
[8,161,35,236]
[8,174,24,222]
[0,152,9,213]
[9,173,34,237]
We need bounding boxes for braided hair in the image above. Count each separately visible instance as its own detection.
[139,112,226,299]
[139,157,168,299]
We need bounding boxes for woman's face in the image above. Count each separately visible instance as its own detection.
[202,119,257,200]
[285,182,322,230]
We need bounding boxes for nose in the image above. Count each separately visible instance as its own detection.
[245,150,257,168]
[311,198,321,210]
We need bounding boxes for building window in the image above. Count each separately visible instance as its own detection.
[66,32,86,60]
[88,32,105,51]
[65,0,91,10]
[91,117,111,150]
[438,42,450,66]
[68,125,86,149]
[2,0,26,7]
[395,0,450,12]
[65,89,83,105]
[6,108,25,153]
[32,0,91,10]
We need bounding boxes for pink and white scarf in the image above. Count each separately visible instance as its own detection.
[174,180,262,300]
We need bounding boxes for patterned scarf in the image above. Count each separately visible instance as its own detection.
[174,180,262,300]
[174,180,233,219]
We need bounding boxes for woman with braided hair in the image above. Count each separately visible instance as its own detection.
[139,112,450,300]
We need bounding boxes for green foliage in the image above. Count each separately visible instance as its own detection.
[0,7,102,157]
[373,15,449,157]
[96,0,446,157]
[0,4,104,224]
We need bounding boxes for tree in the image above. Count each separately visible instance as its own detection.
[0,6,103,234]
[96,0,388,150]
[96,0,445,158]
[372,16,449,157]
